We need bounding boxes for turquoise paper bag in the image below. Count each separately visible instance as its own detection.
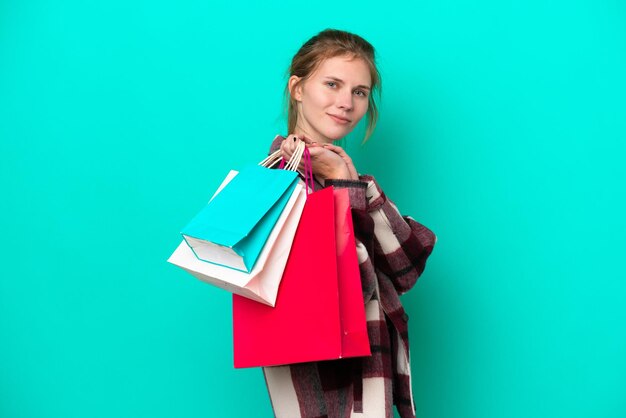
[181,164,299,273]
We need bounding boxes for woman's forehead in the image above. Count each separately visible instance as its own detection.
[313,56,372,87]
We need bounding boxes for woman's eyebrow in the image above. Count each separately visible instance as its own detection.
[324,76,371,90]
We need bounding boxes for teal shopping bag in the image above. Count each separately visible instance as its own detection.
[181,164,299,273]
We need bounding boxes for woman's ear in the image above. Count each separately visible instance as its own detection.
[288,75,303,101]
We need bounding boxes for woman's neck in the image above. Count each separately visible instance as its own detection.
[294,125,335,145]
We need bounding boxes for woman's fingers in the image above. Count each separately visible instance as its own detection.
[281,135,354,176]
[300,135,319,146]
[322,143,350,160]
[282,135,315,168]
[280,136,297,161]
[280,143,292,160]
[322,143,358,180]
[306,145,353,180]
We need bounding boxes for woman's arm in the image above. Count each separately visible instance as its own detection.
[271,135,436,293]
[325,175,436,295]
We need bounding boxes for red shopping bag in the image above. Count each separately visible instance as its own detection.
[232,187,370,368]
[334,187,370,358]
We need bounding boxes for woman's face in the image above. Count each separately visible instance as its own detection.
[290,55,371,143]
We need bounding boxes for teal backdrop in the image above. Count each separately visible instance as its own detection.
[1,0,625,417]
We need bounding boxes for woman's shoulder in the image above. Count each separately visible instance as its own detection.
[269,134,285,153]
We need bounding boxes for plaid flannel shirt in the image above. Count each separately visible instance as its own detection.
[263,136,436,418]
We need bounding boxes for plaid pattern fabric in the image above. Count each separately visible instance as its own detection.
[263,136,436,418]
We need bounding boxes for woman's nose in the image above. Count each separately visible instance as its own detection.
[336,89,353,110]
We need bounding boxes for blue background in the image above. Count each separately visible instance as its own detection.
[2,0,625,417]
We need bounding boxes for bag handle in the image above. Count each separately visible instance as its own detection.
[258,149,282,169]
[258,139,314,194]
[286,145,314,193]
[259,138,306,170]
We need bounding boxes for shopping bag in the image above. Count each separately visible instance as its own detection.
[181,166,298,272]
[334,187,370,358]
[168,175,306,306]
[180,140,308,273]
[232,187,371,368]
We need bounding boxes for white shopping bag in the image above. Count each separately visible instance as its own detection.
[168,171,306,306]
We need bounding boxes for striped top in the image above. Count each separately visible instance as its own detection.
[263,136,437,418]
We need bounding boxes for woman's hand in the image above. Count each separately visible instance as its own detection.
[279,134,303,164]
[320,143,359,180]
[280,134,358,182]
[307,144,352,181]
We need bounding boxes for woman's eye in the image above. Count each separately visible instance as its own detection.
[326,81,337,88]
[354,89,367,97]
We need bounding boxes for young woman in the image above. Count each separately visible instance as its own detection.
[265,29,436,418]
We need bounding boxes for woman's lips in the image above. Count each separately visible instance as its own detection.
[328,114,351,124]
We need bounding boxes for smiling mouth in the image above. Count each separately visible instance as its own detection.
[328,114,351,123]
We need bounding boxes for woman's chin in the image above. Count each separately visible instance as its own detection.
[322,126,353,141]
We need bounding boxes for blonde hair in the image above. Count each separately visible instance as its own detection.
[285,29,381,143]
